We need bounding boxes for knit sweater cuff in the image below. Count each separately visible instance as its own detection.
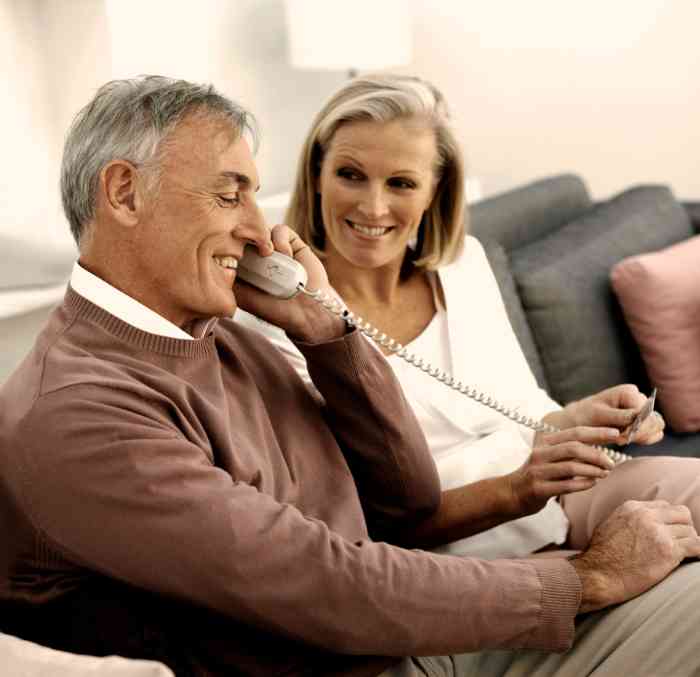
[529,557,583,652]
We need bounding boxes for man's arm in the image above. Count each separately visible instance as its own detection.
[15,383,582,657]
[295,329,442,536]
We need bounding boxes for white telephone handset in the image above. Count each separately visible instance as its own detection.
[238,247,307,299]
[236,248,632,464]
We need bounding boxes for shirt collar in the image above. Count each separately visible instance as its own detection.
[70,262,201,340]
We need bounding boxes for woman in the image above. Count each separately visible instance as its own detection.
[237,74,692,559]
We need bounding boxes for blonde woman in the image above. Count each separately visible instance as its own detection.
[237,74,696,561]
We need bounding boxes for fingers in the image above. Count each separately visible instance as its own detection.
[538,460,610,481]
[539,425,621,448]
[677,534,700,559]
[581,385,647,431]
[535,429,617,470]
[613,384,646,410]
[623,411,665,446]
[269,224,294,257]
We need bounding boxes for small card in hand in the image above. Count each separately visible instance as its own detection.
[623,388,657,444]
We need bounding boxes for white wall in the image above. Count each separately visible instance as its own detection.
[0,0,345,251]
[0,0,69,253]
[407,0,700,200]
[2,0,698,254]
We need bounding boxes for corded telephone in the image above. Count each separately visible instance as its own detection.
[238,247,655,464]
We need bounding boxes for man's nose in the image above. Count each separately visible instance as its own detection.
[234,201,272,253]
[357,185,390,221]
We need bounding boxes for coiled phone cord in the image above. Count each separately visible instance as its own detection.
[298,284,631,465]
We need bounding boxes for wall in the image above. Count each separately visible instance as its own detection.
[0,0,345,251]
[2,0,698,255]
[0,0,69,253]
[407,0,700,200]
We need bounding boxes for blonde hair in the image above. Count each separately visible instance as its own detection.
[286,74,466,269]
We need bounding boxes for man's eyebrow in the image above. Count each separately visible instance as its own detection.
[215,171,260,191]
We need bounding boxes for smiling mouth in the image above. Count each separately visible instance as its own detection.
[213,255,238,272]
[346,220,392,237]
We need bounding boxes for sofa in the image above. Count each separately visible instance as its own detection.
[468,173,700,457]
[1,173,699,672]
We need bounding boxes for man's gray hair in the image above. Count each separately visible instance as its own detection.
[60,75,258,247]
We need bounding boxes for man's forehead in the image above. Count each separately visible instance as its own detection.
[165,115,260,188]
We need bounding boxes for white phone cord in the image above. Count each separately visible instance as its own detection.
[298,284,630,465]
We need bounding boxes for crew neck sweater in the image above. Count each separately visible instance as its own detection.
[0,288,581,676]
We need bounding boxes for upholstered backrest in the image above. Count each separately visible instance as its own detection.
[468,174,594,389]
[509,185,693,405]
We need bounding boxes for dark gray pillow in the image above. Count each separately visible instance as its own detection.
[479,239,548,390]
[510,186,694,405]
[469,173,593,251]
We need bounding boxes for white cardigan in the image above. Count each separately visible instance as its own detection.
[235,237,570,558]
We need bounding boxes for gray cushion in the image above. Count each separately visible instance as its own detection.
[510,185,694,405]
[479,239,548,389]
[469,174,593,251]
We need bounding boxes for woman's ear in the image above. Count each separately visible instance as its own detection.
[100,160,143,227]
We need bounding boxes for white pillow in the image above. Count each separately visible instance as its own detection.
[0,632,174,677]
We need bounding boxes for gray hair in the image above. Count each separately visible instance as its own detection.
[60,75,258,246]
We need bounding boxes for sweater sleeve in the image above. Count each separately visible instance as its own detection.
[295,329,441,537]
[13,377,581,658]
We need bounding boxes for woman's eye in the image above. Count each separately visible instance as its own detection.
[337,168,363,181]
[217,195,240,207]
[389,178,416,190]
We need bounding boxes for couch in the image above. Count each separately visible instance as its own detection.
[469,173,700,457]
[1,174,698,672]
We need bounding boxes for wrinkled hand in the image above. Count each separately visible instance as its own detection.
[546,384,665,446]
[234,225,345,343]
[507,426,617,516]
[570,500,700,613]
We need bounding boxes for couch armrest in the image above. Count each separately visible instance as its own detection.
[0,632,174,676]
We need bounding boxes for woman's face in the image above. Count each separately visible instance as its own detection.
[317,117,439,273]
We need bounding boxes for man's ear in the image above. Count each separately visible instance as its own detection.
[100,160,144,226]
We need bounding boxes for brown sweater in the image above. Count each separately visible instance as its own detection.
[0,288,581,676]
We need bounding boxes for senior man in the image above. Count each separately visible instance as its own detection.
[2,76,700,677]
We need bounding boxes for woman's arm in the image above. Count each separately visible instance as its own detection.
[392,476,517,549]
[395,425,618,550]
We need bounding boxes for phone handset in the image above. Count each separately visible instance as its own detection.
[236,248,631,464]
[238,247,308,299]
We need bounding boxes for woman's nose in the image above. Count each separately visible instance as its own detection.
[357,186,390,220]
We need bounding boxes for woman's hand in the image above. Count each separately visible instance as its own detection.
[507,426,618,516]
[234,225,346,343]
[543,384,665,446]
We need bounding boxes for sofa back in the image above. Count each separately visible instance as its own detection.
[469,174,697,406]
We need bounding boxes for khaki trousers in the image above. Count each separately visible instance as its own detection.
[381,456,700,677]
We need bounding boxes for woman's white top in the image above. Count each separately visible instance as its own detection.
[235,237,570,558]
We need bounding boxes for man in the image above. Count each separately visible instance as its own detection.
[1,75,700,677]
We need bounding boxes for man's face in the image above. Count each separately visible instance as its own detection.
[131,114,266,330]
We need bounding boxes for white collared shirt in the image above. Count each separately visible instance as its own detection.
[70,262,195,340]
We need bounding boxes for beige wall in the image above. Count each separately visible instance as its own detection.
[406,0,700,200]
[2,0,698,254]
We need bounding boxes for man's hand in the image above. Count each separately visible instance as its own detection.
[507,427,617,516]
[543,384,665,447]
[234,225,346,343]
[570,500,700,613]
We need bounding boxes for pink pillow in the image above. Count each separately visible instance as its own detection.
[610,235,700,432]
